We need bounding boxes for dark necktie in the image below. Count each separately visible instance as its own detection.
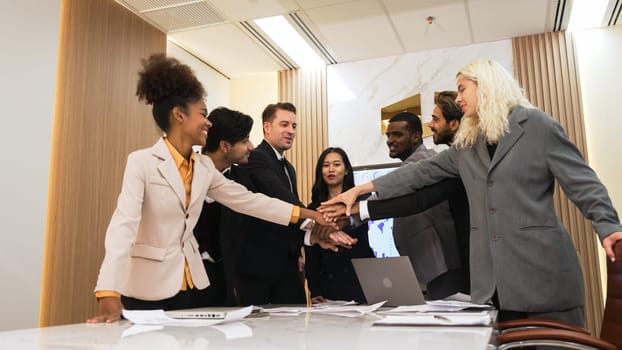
[281,157,294,193]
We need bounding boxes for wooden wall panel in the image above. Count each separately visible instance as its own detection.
[278,68,328,205]
[513,31,604,336]
[40,0,165,326]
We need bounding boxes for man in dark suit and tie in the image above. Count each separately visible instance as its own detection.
[193,107,257,306]
[237,102,308,305]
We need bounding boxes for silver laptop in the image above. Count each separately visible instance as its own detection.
[166,307,229,319]
[352,256,425,307]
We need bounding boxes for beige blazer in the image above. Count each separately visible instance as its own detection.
[95,138,294,300]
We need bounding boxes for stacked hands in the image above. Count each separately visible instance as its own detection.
[307,211,357,251]
[305,185,370,252]
[317,185,364,222]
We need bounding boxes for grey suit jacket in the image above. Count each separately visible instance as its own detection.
[373,106,622,312]
[388,144,461,284]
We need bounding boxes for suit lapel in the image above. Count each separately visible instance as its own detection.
[475,134,491,169]
[189,154,208,210]
[284,160,297,195]
[489,107,527,173]
[258,140,293,191]
[152,139,186,210]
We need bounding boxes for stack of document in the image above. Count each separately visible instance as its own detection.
[373,296,492,326]
[385,300,491,314]
[374,311,492,326]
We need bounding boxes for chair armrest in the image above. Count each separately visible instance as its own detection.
[497,318,589,334]
[497,328,616,350]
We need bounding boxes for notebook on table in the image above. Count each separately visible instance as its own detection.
[352,256,425,307]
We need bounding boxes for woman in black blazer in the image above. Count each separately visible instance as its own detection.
[304,148,375,303]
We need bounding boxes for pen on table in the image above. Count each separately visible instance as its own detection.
[433,314,452,323]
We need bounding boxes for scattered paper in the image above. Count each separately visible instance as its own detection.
[122,306,253,327]
[312,300,357,307]
[310,301,386,317]
[443,293,472,302]
[211,322,253,339]
[264,301,385,318]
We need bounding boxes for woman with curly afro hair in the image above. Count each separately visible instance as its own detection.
[88,54,354,323]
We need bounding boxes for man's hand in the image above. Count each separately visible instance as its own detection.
[311,296,327,304]
[602,231,622,262]
[318,202,360,221]
[86,297,123,323]
[310,223,358,252]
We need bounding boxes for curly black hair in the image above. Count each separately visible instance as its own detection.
[135,54,206,132]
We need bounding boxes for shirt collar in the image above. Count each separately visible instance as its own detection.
[163,137,195,169]
[265,139,284,160]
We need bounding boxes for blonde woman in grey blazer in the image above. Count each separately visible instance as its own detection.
[323,59,622,327]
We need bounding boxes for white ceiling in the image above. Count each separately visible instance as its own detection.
[115,0,621,78]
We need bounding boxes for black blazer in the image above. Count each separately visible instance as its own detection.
[367,178,471,293]
[237,140,306,278]
[304,200,374,303]
[193,165,256,305]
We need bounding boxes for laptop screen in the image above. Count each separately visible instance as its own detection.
[352,256,425,307]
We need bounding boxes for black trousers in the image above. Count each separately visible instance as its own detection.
[121,260,227,310]
[236,258,305,305]
[426,267,470,300]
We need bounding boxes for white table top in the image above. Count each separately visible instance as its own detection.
[0,312,493,349]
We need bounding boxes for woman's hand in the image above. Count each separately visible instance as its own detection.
[318,202,360,221]
[320,182,375,216]
[603,231,622,262]
[86,297,123,323]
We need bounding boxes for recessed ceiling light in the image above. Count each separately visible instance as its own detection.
[254,15,325,69]
[568,0,608,30]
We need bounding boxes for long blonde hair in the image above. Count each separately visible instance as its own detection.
[453,59,532,148]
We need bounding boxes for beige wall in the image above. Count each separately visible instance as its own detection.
[167,41,232,114]
[0,0,61,330]
[573,25,622,298]
[40,0,166,327]
[230,73,279,146]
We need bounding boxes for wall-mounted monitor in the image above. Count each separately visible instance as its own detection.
[352,163,401,258]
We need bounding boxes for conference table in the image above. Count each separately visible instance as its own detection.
[0,309,494,349]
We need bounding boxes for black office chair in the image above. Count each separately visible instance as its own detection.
[495,243,622,350]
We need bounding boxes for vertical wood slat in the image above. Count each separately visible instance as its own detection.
[40,0,165,326]
[278,67,328,205]
[512,32,604,336]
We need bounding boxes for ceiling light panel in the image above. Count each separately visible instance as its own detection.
[305,0,403,62]
[207,0,300,21]
[468,0,550,43]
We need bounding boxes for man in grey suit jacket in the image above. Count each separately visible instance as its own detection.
[383,112,468,299]
[329,60,622,327]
